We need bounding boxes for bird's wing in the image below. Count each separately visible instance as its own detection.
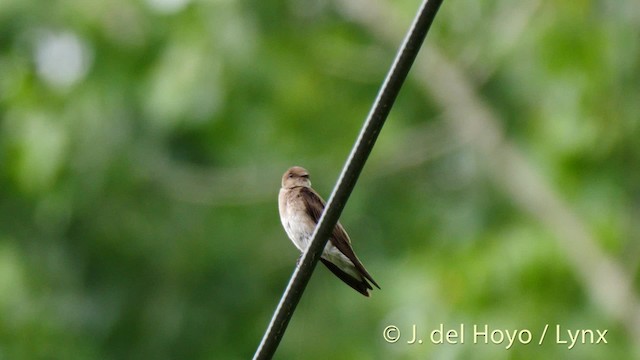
[299,187,354,250]
[299,187,380,289]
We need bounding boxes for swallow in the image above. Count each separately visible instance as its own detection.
[278,166,380,296]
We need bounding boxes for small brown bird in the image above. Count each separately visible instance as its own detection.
[278,166,380,296]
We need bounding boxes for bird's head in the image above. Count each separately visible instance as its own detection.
[281,166,311,189]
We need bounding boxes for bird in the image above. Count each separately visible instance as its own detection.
[278,166,380,296]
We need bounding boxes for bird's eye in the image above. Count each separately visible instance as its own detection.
[301,174,309,179]
[288,173,294,178]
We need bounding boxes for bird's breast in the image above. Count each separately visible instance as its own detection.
[279,188,315,251]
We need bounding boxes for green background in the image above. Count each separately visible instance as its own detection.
[1,0,639,359]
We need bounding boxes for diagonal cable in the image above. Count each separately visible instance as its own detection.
[252,0,445,358]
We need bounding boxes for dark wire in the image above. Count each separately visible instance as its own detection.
[253,0,444,358]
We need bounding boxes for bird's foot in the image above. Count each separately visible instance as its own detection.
[296,253,303,267]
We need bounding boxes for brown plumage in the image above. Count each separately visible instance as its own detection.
[278,166,380,296]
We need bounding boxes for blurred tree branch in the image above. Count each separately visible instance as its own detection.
[338,0,640,348]
[138,121,460,205]
[134,148,279,206]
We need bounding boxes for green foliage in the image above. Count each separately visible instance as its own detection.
[1,0,638,358]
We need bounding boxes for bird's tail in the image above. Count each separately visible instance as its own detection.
[320,258,376,297]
